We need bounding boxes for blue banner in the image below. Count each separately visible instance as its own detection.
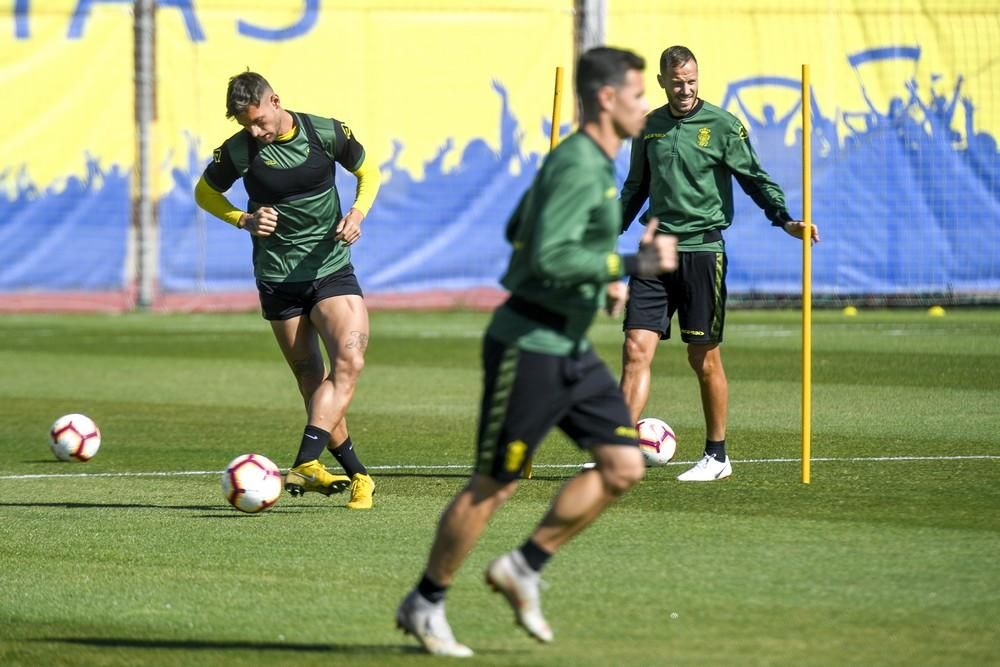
[2,1,998,305]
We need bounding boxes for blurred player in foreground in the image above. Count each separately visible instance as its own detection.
[195,71,379,509]
[396,47,678,657]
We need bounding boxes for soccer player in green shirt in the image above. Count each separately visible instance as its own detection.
[194,72,380,509]
[396,47,677,657]
[619,46,819,482]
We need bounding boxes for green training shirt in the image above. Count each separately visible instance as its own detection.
[620,100,792,252]
[489,131,629,356]
[203,111,365,282]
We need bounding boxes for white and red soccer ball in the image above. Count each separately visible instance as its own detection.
[637,417,677,466]
[49,413,102,462]
[221,453,282,513]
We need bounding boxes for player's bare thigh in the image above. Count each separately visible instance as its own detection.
[310,294,370,364]
[269,314,325,382]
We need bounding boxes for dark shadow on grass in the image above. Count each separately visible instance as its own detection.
[195,510,311,518]
[0,501,309,517]
[40,637,517,657]
[38,637,430,655]
[0,501,223,511]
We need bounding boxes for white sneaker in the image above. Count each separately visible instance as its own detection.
[676,454,732,481]
[485,550,554,643]
[395,589,473,657]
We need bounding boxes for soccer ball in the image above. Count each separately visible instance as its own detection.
[637,417,676,466]
[49,413,102,462]
[221,453,282,513]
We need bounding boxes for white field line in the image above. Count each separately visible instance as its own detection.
[0,455,996,480]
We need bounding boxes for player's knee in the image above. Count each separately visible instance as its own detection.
[468,475,518,506]
[492,480,518,504]
[335,348,366,379]
[622,455,646,487]
[623,335,655,368]
[600,455,645,495]
[687,344,719,376]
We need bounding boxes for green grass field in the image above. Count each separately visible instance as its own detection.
[1,308,998,666]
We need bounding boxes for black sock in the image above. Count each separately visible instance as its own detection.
[705,439,726,461]
[417,574,447,604]
[329,436,367,477]
[519,539,552,573]
[293,425,330,467]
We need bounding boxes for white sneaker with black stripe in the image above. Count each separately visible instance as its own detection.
[485,550,554,643]
[395,589,473,657]
[677,454,732,481]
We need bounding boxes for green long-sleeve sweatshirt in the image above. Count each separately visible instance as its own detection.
[620,99,792,252]
[490,131,629,355]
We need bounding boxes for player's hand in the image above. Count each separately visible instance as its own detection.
[783,220,820,244]
[605,281,629,317]
[637,218,678,275]
[335,207,364,245]
[242,207,278,237]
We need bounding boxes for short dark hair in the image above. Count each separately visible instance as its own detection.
[576,47,646,120]
[225,71,273,119]
[659,45,697,74]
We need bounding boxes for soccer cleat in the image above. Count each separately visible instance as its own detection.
[396,589,474,657]
[284,459,351,497]
[676,454,732,482]
[485,550,554,643]
[346,472,375,510]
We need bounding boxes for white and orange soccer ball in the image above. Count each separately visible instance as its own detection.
[49,413,102,462]
[636,417,677,467]
[221,453,282,513]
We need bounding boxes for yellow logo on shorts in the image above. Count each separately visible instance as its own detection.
[213,148,222,164]
[697,128,712,147]
[615,425,638,438]
[505,440,527,473]
[681,328,705,336]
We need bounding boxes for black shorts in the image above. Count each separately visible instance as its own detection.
[624,251,727,344]
[257,264,363,321]
[475,335,638,482]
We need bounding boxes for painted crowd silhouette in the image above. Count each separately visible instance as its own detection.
[1,45,997,296]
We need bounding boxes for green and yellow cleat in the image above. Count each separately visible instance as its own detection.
[284,459,351,497]
[346,473,376,510]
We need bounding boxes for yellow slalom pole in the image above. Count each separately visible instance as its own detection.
[801,64,813,484]
[549,66,564,150]
[525,65,564,482]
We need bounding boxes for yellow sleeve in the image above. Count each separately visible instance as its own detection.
[194,175,245,228]
[349,158,381,217]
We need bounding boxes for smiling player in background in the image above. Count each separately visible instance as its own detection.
[618,45,818,482]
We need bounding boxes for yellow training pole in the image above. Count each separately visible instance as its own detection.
[801,65,813,484]
[549,66,564,150]
[525,65,564,481]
